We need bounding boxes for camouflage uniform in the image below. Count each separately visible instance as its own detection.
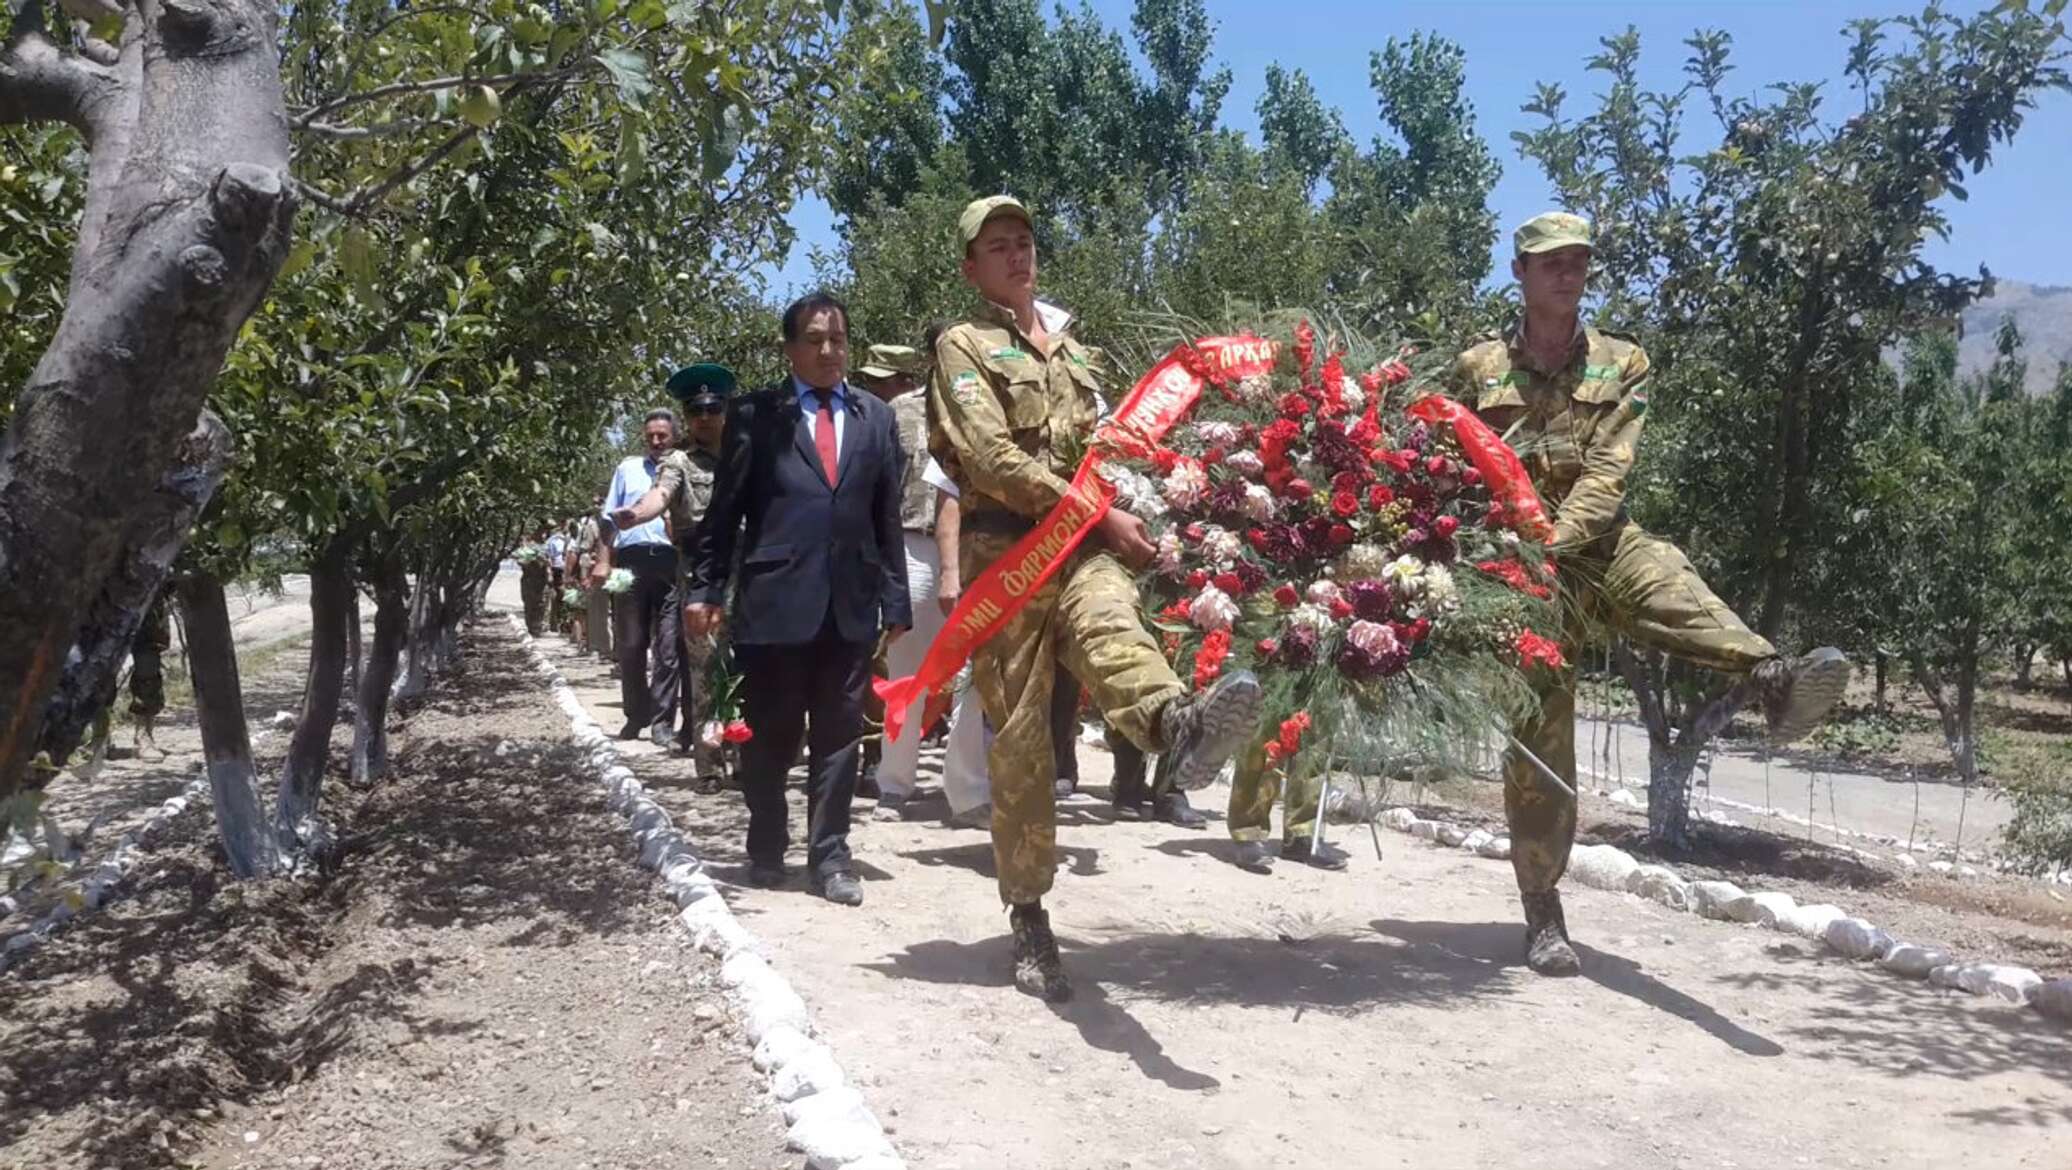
[573,512,606,653]
[1449,323,1775,894]
[1225,727,1323,846]
[652,446,723,774]
[930,301,1186,906]
[127,594,171,720]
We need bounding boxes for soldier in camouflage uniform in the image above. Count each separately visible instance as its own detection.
[1447,212,1851,976]
[1224,728,1344,873]
[620,364,732,790]
[929,196,1264,1001]
[127,592,171,761]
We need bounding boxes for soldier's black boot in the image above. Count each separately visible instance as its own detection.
[1752,647,1851,746]
[1009,903,1071,1002]
[1522,890,1581,976]
[1160,671,1263,792]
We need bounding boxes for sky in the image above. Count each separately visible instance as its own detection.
[762,0,2072,299]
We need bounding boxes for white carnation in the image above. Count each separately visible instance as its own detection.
[1339,377,1366,414]
[1235,373,1275,402]
[1200,525,1243,567]
[1422,564,1460,610]
[1335,542,1389,581]
[1306,580,1343,608]
[1240,483,1276,521]
[1288,602,1337,635]
[1161,460,1210,510]
[1225,450,1265,479]
[1194,420,1242,447]
[1155,532,1184,572]
[1383,554,1426,588]
[1192,584,1241,632]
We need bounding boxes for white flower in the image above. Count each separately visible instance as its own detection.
[603,568,635,594]
[1235,373,1275,402]
[1104,466,1167,519]
[1195,420,1242,447]
[1500,529,1521,547]
[1161,460,1210,510]
[1200,525,1243,567]
[699,721,725,750]
[1383,555,1426,588]
[1422,564,1460,610]
[1339,377,1366,414]
[1240,483,1276,521]
[1335,542,1389,581]
[1192,584,1241,632]
[1225,450,1265,479]
[1346,619,1400,658]
[1306,580,1343,608]
[1288,602,1337,635]
[1154,532,1184,572]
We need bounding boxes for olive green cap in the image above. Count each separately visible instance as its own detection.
[857,344,924,380]
[1513,211,1594,256]
[665,362,735,404]
[957,195,1032,249]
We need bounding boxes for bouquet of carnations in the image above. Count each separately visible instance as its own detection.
[561,586,583,608]
[512,543,543,564]
[1101,319,1566,774]
[601,568,634,594]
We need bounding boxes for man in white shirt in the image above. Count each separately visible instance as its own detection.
[596,408,684,742]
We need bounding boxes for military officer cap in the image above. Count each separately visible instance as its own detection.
[665,362,735,409]
[858,344,924,380]
[1514,211,1594,256]
[958,195,1033,249]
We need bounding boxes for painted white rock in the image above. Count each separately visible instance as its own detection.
[1461,829,1495,853]
[1727,891,1797,928]
[1382,807,1418,831]
[741,976,813,1044]
[1947,963,2043,1005]
[1780,902,1846,941]
[786,1095,894,1170]
[1408,820,1440,840]
[1476,836,1512,860]
[1928,860,1954,875]
[1701,809,1735,825]
[1821,916,1892,961]
[1878,943,1950,979]
[753,1025,815,1073]
[1892,853,1918,869]
[2033,978,2072,1022]
[1625,865,1690,912]
[680,900,755,958]
[772,1044,847,1102]
[1608,788,1644,811]
[1568,844,1641,892]
[844,1158,908,1170]
[1688,880,1746,920]
[1958,866,1978,879]
[1436,824,1470,848]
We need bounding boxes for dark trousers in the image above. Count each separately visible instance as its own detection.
[736,614,873,877]
[1052,667,1082,783]
[613,543,679,731]
[657,578,698,748]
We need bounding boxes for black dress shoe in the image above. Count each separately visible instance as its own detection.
[1231,840,1277,873]
[746,861,788,888]
[814,871,864,906]
[617,721,643,741]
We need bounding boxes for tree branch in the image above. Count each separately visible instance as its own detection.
[290,66,584,130]
[0,12,119,134]
[300,115,455,141]
[344,123,480,215]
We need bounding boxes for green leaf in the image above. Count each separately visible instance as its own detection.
[278,239,317,281]
[594,48,653,108]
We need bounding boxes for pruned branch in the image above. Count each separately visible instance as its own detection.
[0,9,120,134]
[301,115,454,141]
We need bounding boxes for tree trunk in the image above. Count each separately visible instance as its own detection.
[36,412,233,766]
[0,0,297,804]
[174,571,280,879]
[2013,643,2035,690]
[276,538,351,843]
[1646,742,1703,851]
[395,560,438,702]
[1874,651,1889,714]
[1755,274,1828,640]
[1617,644,1755,850]
[344,587,363,719]
[349,551,408,784]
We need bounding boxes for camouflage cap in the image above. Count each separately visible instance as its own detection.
[1514,211,1594,256]
[957,195,1032,250]
[857,344,924,380]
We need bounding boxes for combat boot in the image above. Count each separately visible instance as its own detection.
[1009,903,1071,1002]
[1522,890,1580,976]
[1752,647,1851,745]
[1160,671,1263,792]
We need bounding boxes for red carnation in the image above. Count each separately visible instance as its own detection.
[1193,629,1233,690]
[722,720,754,745]
[1249,527,1273,553]
[1434,515,1460,538]
[1183,523,1206,543]
[1368,484,1395,510]
[1461,467,1483,487]
[1408,618,1432,642]
[1203,446,1226,466]
[1295,319,1317,381]
[1187,569,1209,590]
[1328,523,1355,546]
[1278,392,1311,419]
[1425,455,1450,477]
[1378,449,1416,473]
[1152,448,1181,474]
[1380,358,1412,385]
[1283,477,1314,501]
[1330,491,1360,518]
[1213,571,1244,595]
[1273,584,1299,608]
[1256,637,1279,657]
[1328,597,1354,620]
[1516,629,1566,671]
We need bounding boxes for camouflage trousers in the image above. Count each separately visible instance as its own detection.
[127,596,172,720]
[1227,727,1323,844]
[1507,521,1776,893]
[966,530,1184,906]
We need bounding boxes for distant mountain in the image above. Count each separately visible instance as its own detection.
[1956,279,2072,396]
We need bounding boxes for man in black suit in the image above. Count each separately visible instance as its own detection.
[685,292,912,906]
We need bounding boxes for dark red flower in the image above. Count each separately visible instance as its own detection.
[1187,569,1209,590]
[1256,637,1280,657]
[1278,392,1311,419]
[1330,470,1367,494]
[1183,522,1206,543]
[1273,583,1299,607]
[1461,467,1483,487]
[1368,484,1395,510]
[1328,597,1355,620]
[1330,491,1360,518]
[1328,523,1355,546]
[1407,618,1432,642]
[1152,448,1181,474]
[1425,455,1450,477]
[1212,571,1244,596]
[1434,515,1460,538]
[1380,358,1412,385]
[1283,477,1314,501]
[1202,446,1226,466]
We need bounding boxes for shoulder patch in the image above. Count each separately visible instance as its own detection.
[950,369,982,405]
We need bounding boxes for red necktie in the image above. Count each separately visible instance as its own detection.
[814,390,839,483]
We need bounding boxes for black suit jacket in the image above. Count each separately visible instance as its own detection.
[689,381,912,645]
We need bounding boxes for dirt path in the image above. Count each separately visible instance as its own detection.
[0,630,784,1170]
[525,609,2072,1169]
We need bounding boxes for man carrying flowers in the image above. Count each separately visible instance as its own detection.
[1446,211,1851,977]
[927,196,1265,1002]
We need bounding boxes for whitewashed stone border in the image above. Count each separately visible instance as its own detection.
[0,770,215,972]
[506,616,905,1170]
[1363,805,2072,1027]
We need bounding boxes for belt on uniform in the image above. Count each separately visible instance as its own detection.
[960,510,1035,538]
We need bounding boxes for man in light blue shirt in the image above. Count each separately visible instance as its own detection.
[596,408,683,741]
